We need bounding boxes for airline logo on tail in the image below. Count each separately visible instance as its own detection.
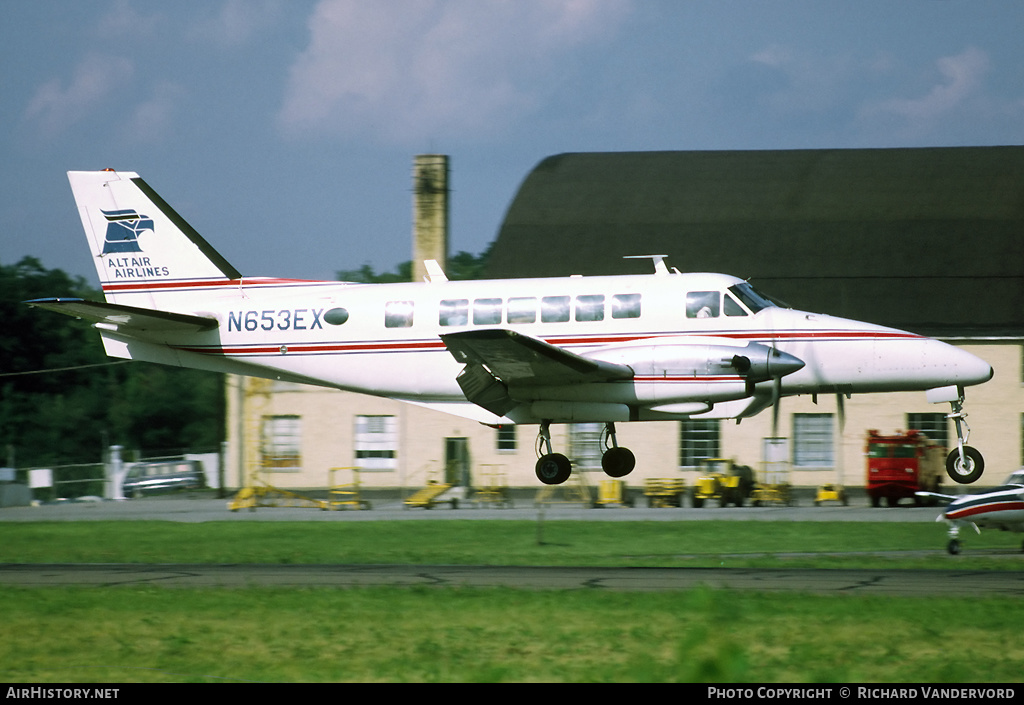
[101,209,154,254]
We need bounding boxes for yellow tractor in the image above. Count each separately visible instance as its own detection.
[691,458,755,508]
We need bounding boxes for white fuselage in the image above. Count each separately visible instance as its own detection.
[98,270,994,425]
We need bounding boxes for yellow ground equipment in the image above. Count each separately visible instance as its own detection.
[474,464,513,508]
[691,458,755,507]
[327,467,371,510]
[644,478,687,507]
[404,480,456,509]
[814,483,848,506]
[228,483,331,512]
[593,479,633,507]
[535,470,592,506]
[751,439,794,506]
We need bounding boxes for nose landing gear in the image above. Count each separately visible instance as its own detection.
[534,421,637,485]
[945,395,984,484]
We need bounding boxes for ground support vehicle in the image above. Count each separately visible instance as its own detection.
[866,430,944,507]
[593,479,633,507]
[644,478,686,507]
[814,483,848,506]
[691,459,755,507]
[403,480,458,509]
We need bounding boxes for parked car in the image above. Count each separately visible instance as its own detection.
[121,460,204,498]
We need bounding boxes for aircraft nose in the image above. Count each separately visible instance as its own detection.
[948,345,994,387]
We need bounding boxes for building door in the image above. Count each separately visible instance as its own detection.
[445,438,470,487]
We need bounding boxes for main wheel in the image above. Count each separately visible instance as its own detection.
[601,447,635,478]
[947,539,961,555]
[946,446,984,484]
[535,453,572,485]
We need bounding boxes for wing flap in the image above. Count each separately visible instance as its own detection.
[26,298,218,333]
[441,329,633,386]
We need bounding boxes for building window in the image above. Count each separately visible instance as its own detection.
[793,413,833,467]
[570,423,604,471]
[261,415,301,472]
[355,415,397,470]
[907,413,948,448]
[679,420,720,467]
[496,425,516,452]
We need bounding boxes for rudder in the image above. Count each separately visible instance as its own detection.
[68,170,241,306]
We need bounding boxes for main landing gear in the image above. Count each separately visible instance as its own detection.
[945,394,984,484]
[534,421,636,486]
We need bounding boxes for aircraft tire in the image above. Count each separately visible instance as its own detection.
[946,446,984,484]
[947,539,961,555]
[601,447,636,478]
[536,453,572,485]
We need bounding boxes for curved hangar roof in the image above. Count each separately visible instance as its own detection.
[485,147,1024,336]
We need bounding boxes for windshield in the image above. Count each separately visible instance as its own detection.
[727,282,787,313]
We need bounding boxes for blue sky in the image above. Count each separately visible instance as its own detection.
[3,0,1023,286]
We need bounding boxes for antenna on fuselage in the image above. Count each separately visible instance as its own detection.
[624,254,677,275]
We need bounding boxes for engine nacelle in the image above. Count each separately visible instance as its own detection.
[586,340,803,383]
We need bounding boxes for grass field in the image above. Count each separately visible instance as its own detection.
[2,520,1022,683]
[1,519,1023,567]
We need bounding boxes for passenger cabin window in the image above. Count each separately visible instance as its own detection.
[507,297,537,324]
[473,298,502,325]
[384,301,414,328]
[542,296,570,323]
[611,293,641,319]
[686,291,720,318]
[575,295,604,322]
[439,299,469,327]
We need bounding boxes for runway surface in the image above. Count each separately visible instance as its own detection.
[2,563,1023,595]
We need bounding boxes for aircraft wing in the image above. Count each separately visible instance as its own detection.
[440,329,633,387]
[26,298,218,334]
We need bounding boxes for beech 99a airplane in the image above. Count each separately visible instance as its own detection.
[29,170,994,486]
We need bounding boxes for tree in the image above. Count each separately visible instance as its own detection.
[336,245,491,283]
[0,257,224,467]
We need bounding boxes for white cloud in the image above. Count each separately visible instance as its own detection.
[23,53,135,137]
[123,82,188,143]
[190,0,284,46]
[278,0,631,143]
[867,46,990,122]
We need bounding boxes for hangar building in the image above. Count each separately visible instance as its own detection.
[226,147,1024,497]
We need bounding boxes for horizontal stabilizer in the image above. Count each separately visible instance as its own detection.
[25,298,218,333]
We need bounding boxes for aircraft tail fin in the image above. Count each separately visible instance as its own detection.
[68,170,241,305]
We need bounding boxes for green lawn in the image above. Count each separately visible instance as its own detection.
[1,519,1021,568]
[1,520,1022,683]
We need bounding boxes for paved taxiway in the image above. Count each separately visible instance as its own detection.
[1,563,1023,595]
[2,494,1022,595]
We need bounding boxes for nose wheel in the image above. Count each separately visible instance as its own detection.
[945,395,984,484]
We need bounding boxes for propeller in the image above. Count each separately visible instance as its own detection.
[767,347,804,438]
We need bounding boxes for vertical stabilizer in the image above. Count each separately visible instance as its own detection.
[68,170,241,306]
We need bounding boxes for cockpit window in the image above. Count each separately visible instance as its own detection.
[723,294,747,317]
[727,282,783,314]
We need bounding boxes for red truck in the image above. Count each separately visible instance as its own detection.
[865,430,944,507]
